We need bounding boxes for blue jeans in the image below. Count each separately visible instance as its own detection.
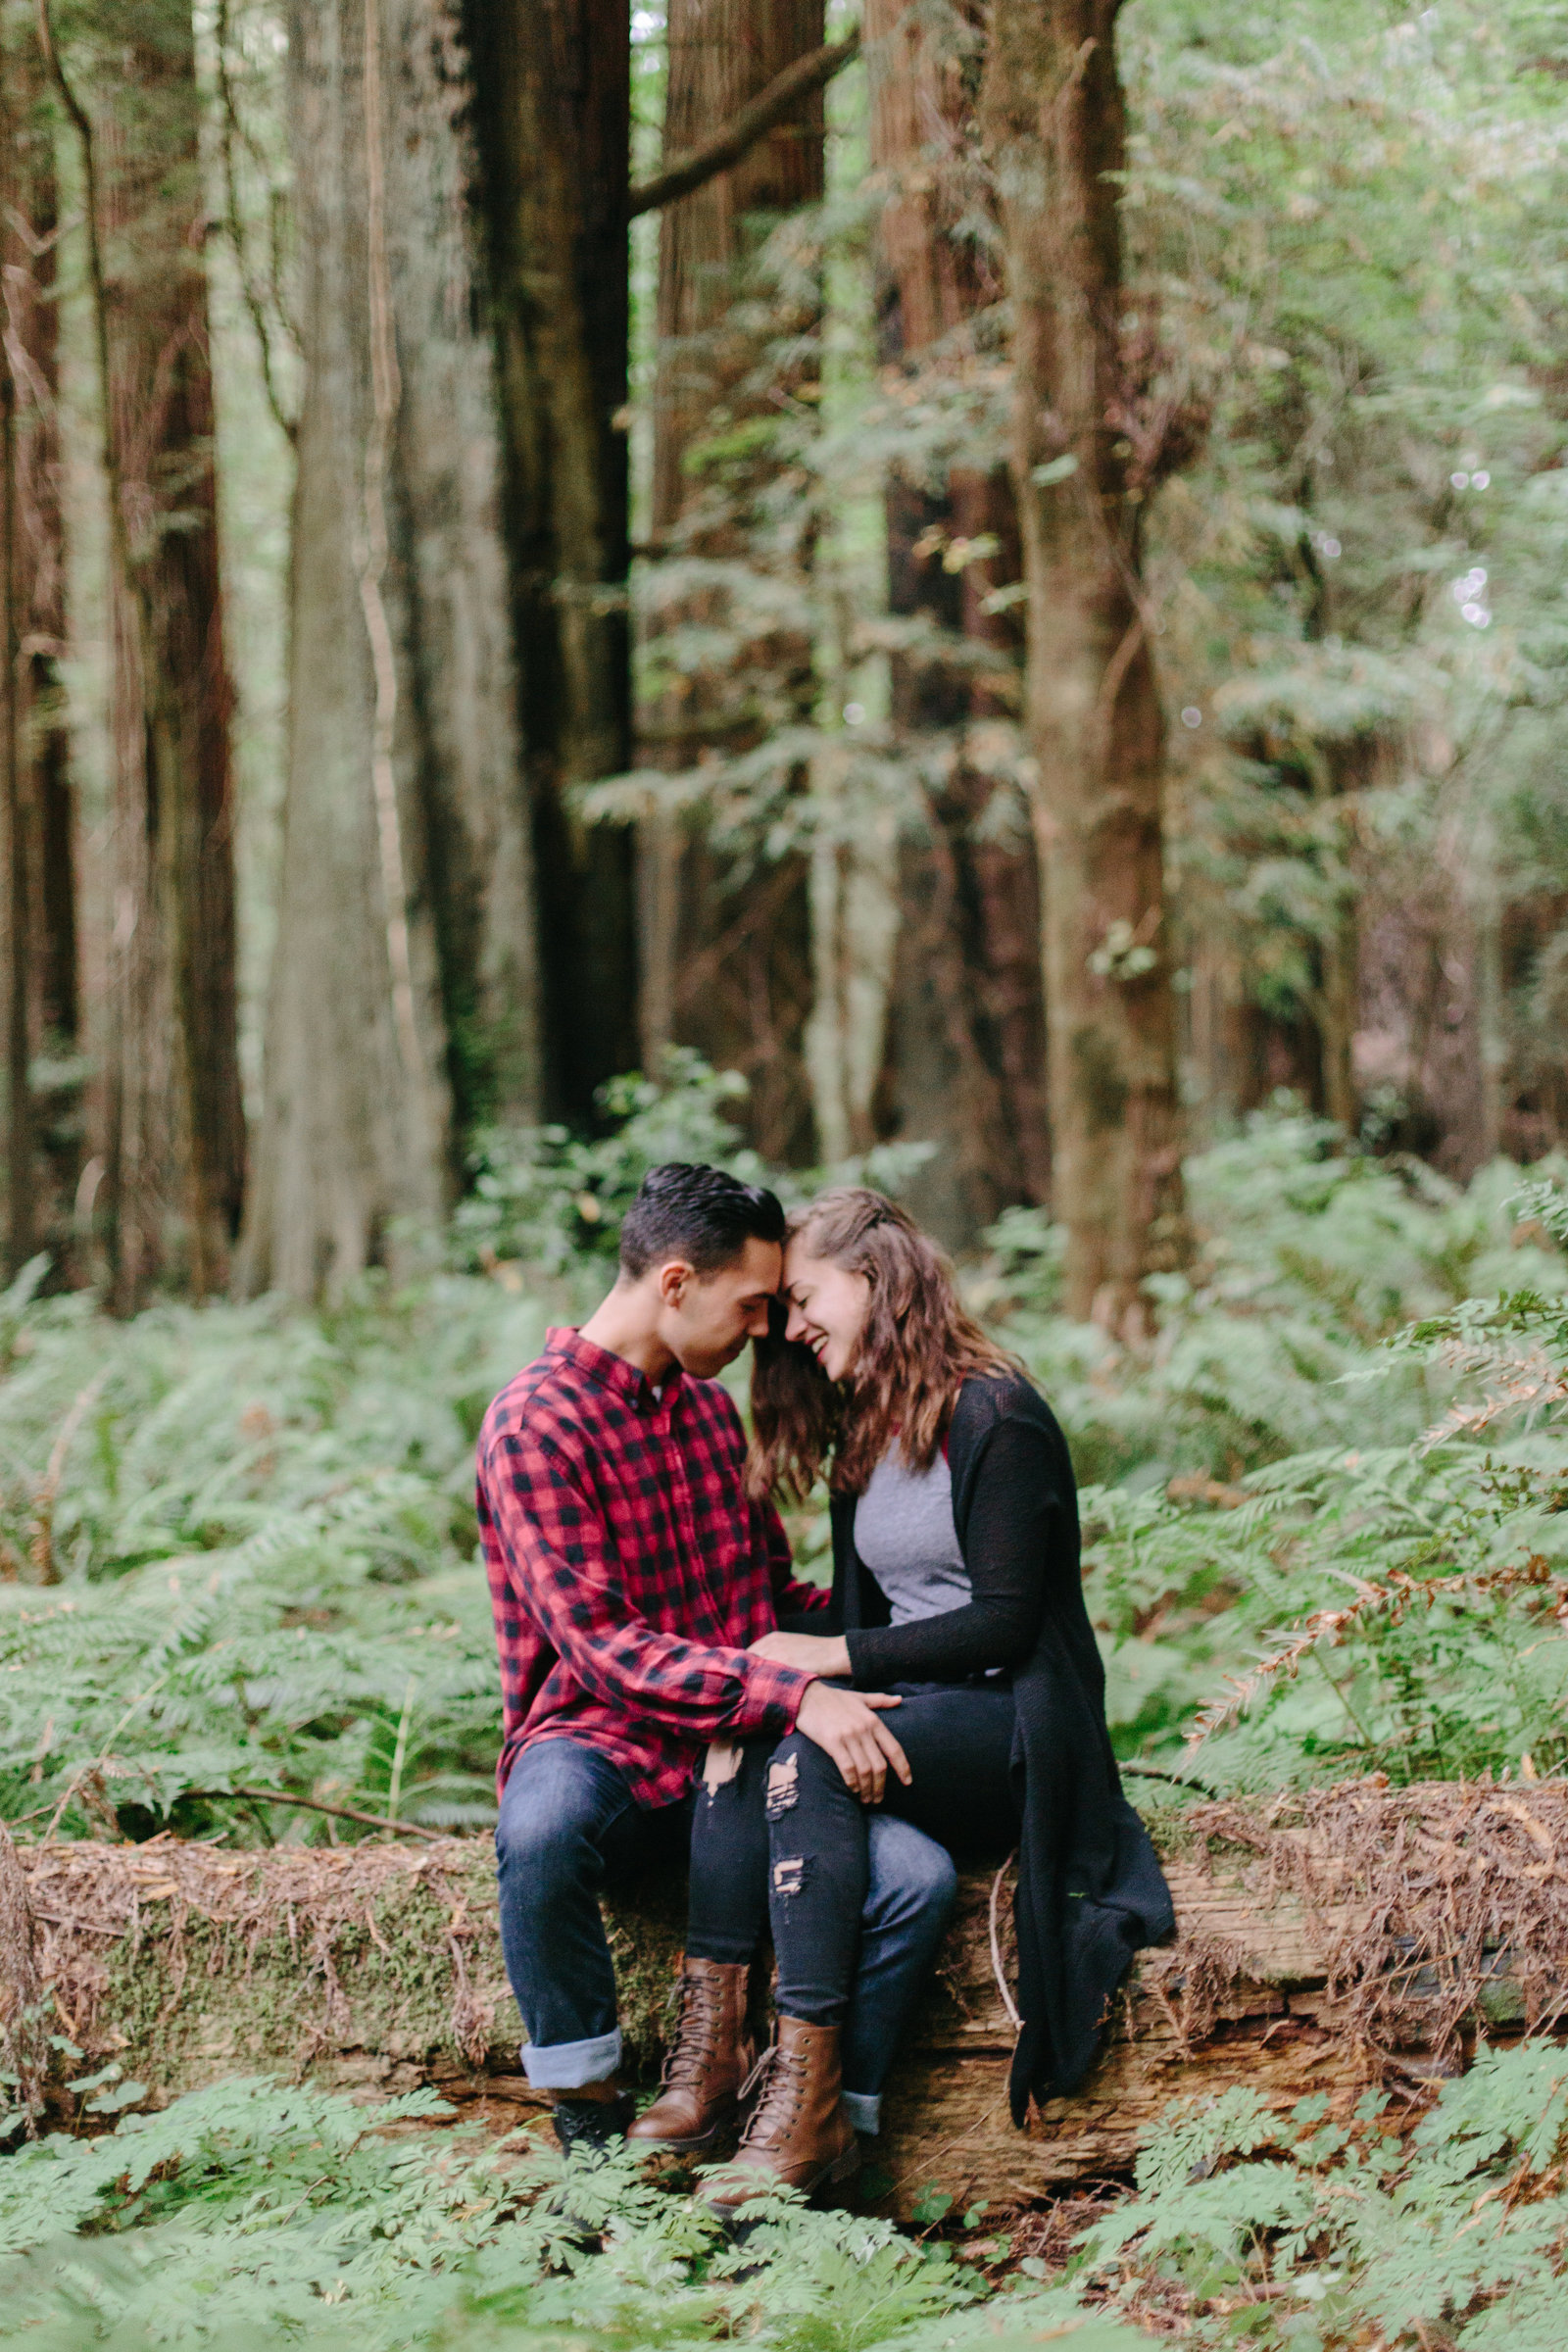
[496,1734,957,2133]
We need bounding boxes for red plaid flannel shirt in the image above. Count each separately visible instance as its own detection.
[478,1326,825,1807]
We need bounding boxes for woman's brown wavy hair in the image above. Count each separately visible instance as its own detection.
[747,1187,1019,1500]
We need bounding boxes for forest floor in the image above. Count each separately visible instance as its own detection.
[2,1102,1567,2344]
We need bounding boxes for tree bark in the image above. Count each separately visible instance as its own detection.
[465,0,639,1129]
[70,0,245,1308]
[638,0,825,1163]
[866,0,1050,1250]
[31,0,240,1302]
[5,21,79,1279]
[980,0,1186,1330]
[240,0,536,1301]
[0,29,28,1279]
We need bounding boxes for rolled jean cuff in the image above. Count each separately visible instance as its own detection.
[520,2025,622,2090]
[842,2088,882,2136]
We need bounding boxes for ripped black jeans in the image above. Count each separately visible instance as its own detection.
[688,1682,1017,2109]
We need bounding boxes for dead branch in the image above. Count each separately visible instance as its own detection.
[628,32,860,219]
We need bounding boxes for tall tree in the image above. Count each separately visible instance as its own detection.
[239,0,536,1299]
[42,0,245,1305]
[866,0,1049,1246]
[1,8,76,1276]
[465,0,640,1128]
[0,20,27,1277]
[980,0,1187,1328]
[638,0,824,1162]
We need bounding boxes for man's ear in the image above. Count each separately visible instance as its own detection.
[656,1258,693,1309]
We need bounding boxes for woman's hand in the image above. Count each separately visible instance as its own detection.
[750,1630,852,1679]
[795,1683,910,1804]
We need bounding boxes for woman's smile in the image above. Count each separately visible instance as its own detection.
[782,1245,871,1382]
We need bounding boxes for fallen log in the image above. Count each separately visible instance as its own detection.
[12,1780,1567,2218]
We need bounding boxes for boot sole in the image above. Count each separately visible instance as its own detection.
[628,2100,741,2158]
[630,2125,726,2156]
[704,2138,859,2213]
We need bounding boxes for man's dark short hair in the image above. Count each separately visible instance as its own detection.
[619,1163,786,1279]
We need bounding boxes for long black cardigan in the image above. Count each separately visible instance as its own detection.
[810,1369,1173,2122]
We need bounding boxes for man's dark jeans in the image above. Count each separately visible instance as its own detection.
[496,1733,957,2131]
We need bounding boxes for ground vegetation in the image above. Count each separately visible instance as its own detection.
[0,1076,1566,2336]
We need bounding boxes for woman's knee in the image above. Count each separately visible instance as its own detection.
[763,1727,848,1825]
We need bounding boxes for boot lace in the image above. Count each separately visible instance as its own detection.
[737,2036,808,2147]
[662,1972,726,2091]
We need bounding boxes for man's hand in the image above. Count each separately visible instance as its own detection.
[795,1681,910,1804]
[750,1630,852,1679]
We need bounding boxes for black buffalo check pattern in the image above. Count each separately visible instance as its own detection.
[478,1326,825,1805]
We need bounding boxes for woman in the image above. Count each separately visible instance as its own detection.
[632,1189,1172,2204]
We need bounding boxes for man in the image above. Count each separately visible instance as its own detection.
[478,1161,955,2160]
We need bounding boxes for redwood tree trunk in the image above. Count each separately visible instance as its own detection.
[638,0,823,1161]
[2,18,77,1277]
[465,0,640,1127]
[980,0,1185,1327]
[240,0,536,1301]
[867,0,1049,1248]
[94,1,243,1306]
[0,30,27,1278]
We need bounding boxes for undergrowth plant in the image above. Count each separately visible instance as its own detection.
[1,1085,1566,1833]
[0,2074,1144,2351]
[0,1270,543,1838]
[7,2050,1568,2349]
[5,1086,1568,2346]
[1073,2042,1568,2349]
[982,1113,1568,1780]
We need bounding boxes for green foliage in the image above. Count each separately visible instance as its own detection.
[0,1261,541,1837]
[1125,0,1568,1139]
[452,1054,769,1285]
[979,1109,1568,1780]
[1075,2045,1568,2348]
[6,1100,1568,2346]
[0,2076,1116,2350]
[11,2049,1568,2351]
[5,1091,1568,1833]
[453,1052,933,1292]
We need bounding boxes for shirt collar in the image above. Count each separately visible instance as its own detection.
[546,1326,684,1414]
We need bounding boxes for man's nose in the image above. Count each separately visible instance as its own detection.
[747,1303,770,1337]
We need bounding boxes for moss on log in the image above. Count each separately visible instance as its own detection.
[15,1780,1568,2219]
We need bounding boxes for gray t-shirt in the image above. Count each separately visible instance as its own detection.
[853,1445,972,1625]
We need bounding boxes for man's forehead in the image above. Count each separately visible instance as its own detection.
[724,1235,783,1286]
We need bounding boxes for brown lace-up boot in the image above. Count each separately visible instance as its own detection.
[703,2014,858,2209]
[626,1957,758,2155]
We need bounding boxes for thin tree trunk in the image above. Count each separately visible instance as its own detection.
[53,0,245,1307]
[0,29,29,1278]
[981,0,1185,1329]
[241,0,534,1300]
[867,0,1049,1248]
[640,0,823,1162]
[465,0,639,1128]
[6,14,78,1283]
